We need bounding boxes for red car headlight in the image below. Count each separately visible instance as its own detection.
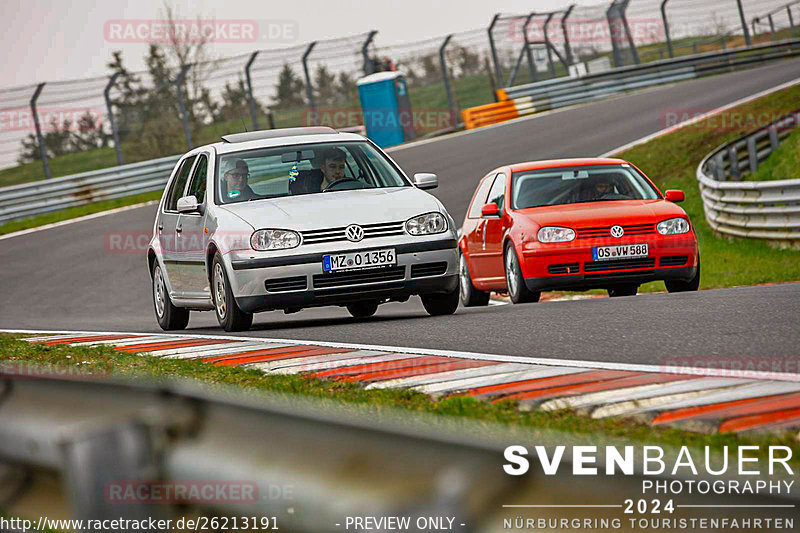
[537,226,576,243]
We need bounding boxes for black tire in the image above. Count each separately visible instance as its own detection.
[152,262,189,330]
[421,288,459,316]
[459,252,490,307]
[211,254,253,332]
[504,244,540,304]
[346,300,379,318]
[665,256,701,293]
[608,284,639,297]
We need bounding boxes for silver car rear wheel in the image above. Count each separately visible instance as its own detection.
[151,262,189,330]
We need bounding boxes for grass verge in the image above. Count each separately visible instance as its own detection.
[2,333,798,467]
[749,126,800,182]
[0,190,161,236]
[617,83,800,291]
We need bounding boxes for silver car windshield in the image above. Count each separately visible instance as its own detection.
[215,141,410,204]
[511,164,660,209]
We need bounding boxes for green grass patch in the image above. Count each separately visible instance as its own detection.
[617,83,800,291]
[748,126,800,182]
[3,333,798,467]
[0,190,161,236]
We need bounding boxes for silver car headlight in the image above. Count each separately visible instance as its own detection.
[657,218,690,235]
[537,226,575,243]
[250,229,301,250]
[406,212,447,236]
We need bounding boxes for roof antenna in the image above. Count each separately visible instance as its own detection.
[241,115,249,133]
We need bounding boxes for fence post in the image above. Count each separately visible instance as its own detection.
[175,64,193,149]
[619,0,641,64]
[789,6,797,37]
[302,42,317,125]
[747,136,758,174]
[768,14,777,41]
[361,31,378,75]
[661,0,673,58]
[543,13,557,77]
[30,83,52,181]
[439,35,457,126]
[736,0,752,46]
[607,1,624,67]
[245,51,260,130]
[523,13,537,83]
[561,5,575,67]
[104,73,123,166]
[488,14,504,87]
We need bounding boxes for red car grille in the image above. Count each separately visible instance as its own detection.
[576,223,655,239]
[584,258,656,272]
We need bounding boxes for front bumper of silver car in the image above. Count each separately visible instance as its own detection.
[227,238,458,313]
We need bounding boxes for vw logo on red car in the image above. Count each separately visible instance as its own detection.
[610,225,624,238]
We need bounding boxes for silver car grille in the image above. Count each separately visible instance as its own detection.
[301,221,406,245]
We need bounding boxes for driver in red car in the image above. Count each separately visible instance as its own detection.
[290,147,347,194]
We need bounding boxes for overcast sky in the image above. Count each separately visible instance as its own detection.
[3,0,601,89]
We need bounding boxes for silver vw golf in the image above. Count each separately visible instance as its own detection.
[148,127,459,331]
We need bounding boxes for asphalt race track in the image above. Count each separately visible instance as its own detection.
[2,59,800,368]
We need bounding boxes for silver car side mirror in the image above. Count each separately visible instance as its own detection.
[413,173,438,190]
[176,195,200,213]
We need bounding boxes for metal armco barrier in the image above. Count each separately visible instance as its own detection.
[0,374,796,532]
[697,109,800,245]
[0,126,366,225]
[462,38,800,130]
[0,155,180,224]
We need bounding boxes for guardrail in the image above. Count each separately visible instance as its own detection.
[0,373,795,530]
[696,109,800,245]
[0,126,367,225]
[462,38,800,130]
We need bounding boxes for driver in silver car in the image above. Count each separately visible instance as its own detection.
[290,147,347,194]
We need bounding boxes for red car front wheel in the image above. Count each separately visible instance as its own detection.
[504,244,540,304]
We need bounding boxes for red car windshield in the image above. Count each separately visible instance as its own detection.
[511,164,660,209]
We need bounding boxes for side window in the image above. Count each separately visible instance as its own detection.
[467,175,496,219]
[165,156,196,211]
[487,173,506,216]
[186,154,208,203]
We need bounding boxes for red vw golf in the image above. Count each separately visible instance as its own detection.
[458,158,700,305]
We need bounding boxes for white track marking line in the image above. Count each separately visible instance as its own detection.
[5,329,799,383]
[59,335,163,346]
[599,76,800,157]
[0,201,159,241]
[364,363,532,389]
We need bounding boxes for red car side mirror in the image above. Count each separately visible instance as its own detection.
[481,203,500,217]
[665,190,684,203]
